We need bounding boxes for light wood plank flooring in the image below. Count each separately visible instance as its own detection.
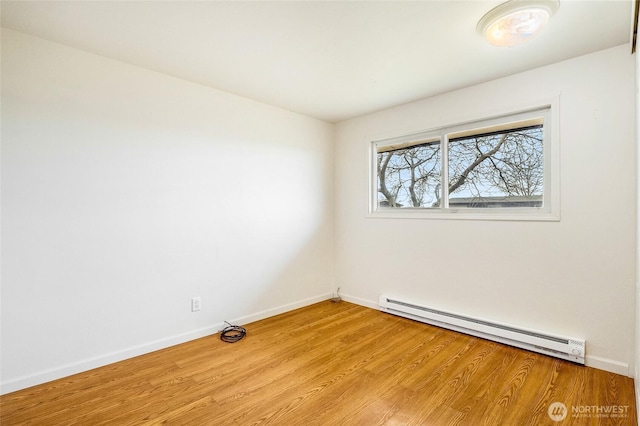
[1,301,636,425]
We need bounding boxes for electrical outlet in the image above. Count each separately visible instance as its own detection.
[191,297,201,312]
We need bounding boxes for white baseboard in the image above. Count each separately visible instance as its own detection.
[585,355,631,377]
[229,293,333,326]
[0,293,332,395]
[1,324,220,395]
[339,293,378,309]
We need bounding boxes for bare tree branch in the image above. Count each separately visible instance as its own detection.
[448,134,507,195]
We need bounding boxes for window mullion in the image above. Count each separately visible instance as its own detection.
[441,132,449,209]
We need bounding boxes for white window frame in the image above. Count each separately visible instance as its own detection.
[368,101,560,221]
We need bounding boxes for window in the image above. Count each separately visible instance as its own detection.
[370,105,559,220]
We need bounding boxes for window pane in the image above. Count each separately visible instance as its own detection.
[377,139,441,208]
[447,125,543,208]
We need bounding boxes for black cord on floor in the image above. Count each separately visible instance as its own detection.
[220,321,246,343]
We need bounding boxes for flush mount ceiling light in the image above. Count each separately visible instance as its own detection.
[477,0,559,47]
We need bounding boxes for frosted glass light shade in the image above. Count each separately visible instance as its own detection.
[478,0,559,47]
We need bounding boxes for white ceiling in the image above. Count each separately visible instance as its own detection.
[1,1,633,123]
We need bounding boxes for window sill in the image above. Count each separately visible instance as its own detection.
[367,208,560,222]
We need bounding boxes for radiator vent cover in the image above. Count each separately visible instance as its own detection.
[379,295,585,364]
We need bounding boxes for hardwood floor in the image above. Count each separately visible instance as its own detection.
[1,301,636,425]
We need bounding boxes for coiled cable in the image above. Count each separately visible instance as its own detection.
[220,321,246,343]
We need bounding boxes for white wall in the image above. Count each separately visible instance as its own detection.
[635,32,640,415]
[0,29,335,393]
[335,45,636,375]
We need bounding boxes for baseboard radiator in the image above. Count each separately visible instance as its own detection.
[379,295,585,364]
